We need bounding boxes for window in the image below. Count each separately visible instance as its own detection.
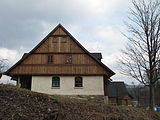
[48,55,53,63]
[66,55,72,64]
[52,77,60,87]
[75,77,83,87]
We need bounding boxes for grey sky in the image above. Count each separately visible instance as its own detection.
[0,0,138,84]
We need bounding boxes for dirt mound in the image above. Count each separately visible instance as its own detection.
[0,84,159,120]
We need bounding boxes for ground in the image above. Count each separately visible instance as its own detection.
[0,84,160,120]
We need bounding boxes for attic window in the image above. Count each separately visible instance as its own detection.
[75,77,83,87]
[66,55,72,64]
[48,55,53,63]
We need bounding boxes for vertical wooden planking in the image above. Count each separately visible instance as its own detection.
[52,28,60,35]
[8,25,112,76]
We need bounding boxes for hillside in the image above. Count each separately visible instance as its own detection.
[0,84,160,120]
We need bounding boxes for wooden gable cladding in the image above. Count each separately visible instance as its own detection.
[34,36,84,53]
[34,28,84,53]
[10,53,109,75]
[9,65,108,75]
[5,24,115,77]
[21,54,96,65]
[52,27,67,35]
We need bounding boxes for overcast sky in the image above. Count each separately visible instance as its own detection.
[0,0,139,84]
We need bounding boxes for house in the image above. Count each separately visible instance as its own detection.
[4,24,115,97]
[108,81,133,105]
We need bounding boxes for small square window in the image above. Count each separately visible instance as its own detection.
[75,77,83,87]
[48,55,53,63]
[52,77,60,87]
[66,55,72,64]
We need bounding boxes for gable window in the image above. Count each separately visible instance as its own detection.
[75,77,83,87]
[52,77,60,87]
[48,55,53,63]
[66,55,72,64]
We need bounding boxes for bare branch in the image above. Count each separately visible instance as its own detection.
[119,0,160,109]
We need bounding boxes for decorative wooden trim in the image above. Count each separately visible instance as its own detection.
[65,54,72,64]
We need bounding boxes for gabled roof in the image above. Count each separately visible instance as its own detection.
[108,81,133,99]
[5,24,115,76]
[90,53,102,61]
[21,53,28,59]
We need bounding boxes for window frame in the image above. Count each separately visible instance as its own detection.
[75,76,83,88]
[52,76,60,88]
[47,55,53,64]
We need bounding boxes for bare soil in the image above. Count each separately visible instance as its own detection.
[0,84,159,120]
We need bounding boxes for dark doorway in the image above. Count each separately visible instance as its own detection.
[20,76,32,90]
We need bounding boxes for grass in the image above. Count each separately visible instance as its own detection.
[110,104,135,109]
[49,95,136,109]
[49,95,98,104]
[49,95,160,119]
[1,84,160,120]
[49,95,160,113]
[1,84,160,117]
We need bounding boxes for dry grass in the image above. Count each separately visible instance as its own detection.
[0,84,160,120]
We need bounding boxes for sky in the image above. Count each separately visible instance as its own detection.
[0,0,139,85]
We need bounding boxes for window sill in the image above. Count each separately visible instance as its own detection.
[51,87,60,89]
[74,87,83,89]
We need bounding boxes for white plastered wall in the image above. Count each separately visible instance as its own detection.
[31,76,104,95]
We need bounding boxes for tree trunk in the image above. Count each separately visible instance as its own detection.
[149,84,155,110]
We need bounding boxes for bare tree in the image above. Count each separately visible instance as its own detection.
[119,0,160,110]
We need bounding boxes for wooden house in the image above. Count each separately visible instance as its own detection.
[108,82,133,105]
[5,24,115,96]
